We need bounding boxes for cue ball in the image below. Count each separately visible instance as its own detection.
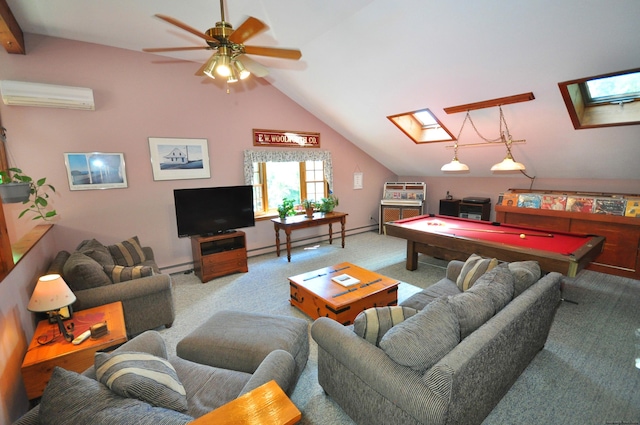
[520,233,526,239]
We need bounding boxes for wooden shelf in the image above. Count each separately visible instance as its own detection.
[191,231,248,283]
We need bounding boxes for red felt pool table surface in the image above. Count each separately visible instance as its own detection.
[384,215,605,277]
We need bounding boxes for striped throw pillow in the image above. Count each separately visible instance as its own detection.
[353,306,419,346]
[103,265,153,283]
[456,254,498,291]
[108,236,146,266]
[95,351,188,413]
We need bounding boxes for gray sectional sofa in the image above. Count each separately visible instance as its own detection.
[311,258,563,425]
[47,236,175,337]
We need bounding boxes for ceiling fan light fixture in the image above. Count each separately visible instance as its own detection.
[203,56,218,79]
[234,60,251,79]
[214,47,231,77]
[227,67,239,83]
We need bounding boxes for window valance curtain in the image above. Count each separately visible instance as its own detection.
[243,149,333,190]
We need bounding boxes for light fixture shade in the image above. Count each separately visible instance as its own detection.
[441,158,470,172]
[215,52,231,77]
[203,56,218,79]
[491,153,526,171]
[233,60,251,80]
[27,274,76,313]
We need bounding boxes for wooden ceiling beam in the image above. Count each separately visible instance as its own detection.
[444,92,535,114]
[0,0,24,54]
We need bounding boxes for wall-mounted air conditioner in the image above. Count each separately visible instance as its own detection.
[0,80,95,110]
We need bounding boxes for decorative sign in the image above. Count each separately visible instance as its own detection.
[253,129,320,148]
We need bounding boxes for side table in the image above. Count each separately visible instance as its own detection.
[21,301,127,400]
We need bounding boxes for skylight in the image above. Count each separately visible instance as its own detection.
[584,71,640,104]
[413,110,439,127]
[387,108,454,144]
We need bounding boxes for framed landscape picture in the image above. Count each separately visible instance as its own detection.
[148,137,210,181]
[64,152,128,190]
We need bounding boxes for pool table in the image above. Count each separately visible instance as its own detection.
[384,214,605,277]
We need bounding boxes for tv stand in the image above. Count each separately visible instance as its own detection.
[191,231,248,283]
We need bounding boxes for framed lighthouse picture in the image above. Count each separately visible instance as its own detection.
[148,137,210,181]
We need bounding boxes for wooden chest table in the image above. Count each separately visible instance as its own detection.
[288,262,399,325]
[21,301,127,400]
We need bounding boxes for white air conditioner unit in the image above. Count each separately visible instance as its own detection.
[0,80,95,110]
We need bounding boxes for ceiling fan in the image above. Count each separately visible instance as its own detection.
[143,0,302,83]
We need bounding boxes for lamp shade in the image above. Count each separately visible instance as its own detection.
[491,153,526,171]
[27,274,76,313]
[441,158,470,172]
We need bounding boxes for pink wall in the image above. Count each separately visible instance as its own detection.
[0,34,395,271]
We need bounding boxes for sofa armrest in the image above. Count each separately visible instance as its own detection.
[446,260,465,281]
[72,273,171,311]
[239,350,296,396]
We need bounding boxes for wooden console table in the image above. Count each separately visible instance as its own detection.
[190,380,301,425]
[272,211,347,262]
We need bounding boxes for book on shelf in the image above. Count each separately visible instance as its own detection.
[594,198,626,216]
[501,192,519,207]
[540,195,567,211]
[624,198,640,217]
[566,196,595,213]
[331,274,361,287]
[517,193,542,209]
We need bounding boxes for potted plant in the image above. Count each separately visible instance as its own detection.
[277,198,296,219]
[302,199,316,218]
[0,167,57,220]
[318,194,339,213]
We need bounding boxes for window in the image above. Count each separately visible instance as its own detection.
[558,68,640,129]
[387,108,455,144]
[244,150,333,217]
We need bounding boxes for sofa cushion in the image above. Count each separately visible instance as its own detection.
[95,351,188,413]
[400,279,461,311]
[468,263,515,313]
[104,265,154,283]
[509,261,541,297]
[62,251,112,291]
[78,238,115,266]
[379,297,460,373]
[353,306,419,346]
[109,236,147,267]
[39,367,193,425]
[456,254,498,291]
[448,290,495,339]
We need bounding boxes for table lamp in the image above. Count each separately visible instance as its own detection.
[27,274,77,342]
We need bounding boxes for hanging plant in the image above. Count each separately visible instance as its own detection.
[0,168,57,220]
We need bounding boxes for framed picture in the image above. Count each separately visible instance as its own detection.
[64,152,128,190]
[148,137,210,181]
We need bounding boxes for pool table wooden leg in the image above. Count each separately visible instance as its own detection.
[406,241,418,270]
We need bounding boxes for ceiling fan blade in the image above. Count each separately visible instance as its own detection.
[238,55,269,78]
[228,16,268,44]
[143,46,212,53]
[154,14,216,43]
[243,45,302,60]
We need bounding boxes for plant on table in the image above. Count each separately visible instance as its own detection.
[301,199,316,218]
[318,193,339,213]
[277,198,296,219]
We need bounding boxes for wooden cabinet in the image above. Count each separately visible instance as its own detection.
[495,205,640,280]
[379,204,423,234]
[191,231,248,283]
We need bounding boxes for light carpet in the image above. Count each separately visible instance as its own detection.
[158,231,640,424]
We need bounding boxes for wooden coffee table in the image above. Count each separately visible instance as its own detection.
[21,301,127,400]
[288,262,399,325]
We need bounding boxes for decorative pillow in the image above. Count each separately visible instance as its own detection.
[62,251,113,291]
[468,263,515,313]
[108,236,147,267]
[447,290,495,339]
[456,254,498,291]
[39,367,193,425]
[508,261,541,297]
[78,238,115,266]
[104,265,154,283]
[95,351,188,413]
[353,306,419,346]
[379,297,460,373]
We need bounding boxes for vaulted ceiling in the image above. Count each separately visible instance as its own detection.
[3,0,640,179]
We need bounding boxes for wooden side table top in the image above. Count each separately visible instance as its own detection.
[190,380,301,425]
[21,301,127,399]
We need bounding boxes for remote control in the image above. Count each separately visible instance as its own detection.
[72,330,91,345]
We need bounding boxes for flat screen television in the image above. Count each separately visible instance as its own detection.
[173,185,255,237]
